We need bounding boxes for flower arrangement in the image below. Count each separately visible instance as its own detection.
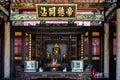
[50,58,58,67]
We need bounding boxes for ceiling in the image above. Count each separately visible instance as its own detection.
[11,0,104,3]
[0,0,117,22]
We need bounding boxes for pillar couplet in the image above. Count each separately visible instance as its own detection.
[29,34,32,60]
[4,22,10,78]
[116,8,120,80]
[104,23,109,78]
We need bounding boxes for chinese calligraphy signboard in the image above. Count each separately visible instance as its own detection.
[36,4,77,20]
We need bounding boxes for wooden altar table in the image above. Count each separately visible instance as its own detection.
[19,72,91,80]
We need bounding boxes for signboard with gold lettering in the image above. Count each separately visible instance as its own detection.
[36,4,77,20]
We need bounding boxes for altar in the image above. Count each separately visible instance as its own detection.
[18,33,92,80]
[18,59,92,80]
[19,72,91,80]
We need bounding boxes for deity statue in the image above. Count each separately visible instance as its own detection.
[62,52,67,63]
[52,43,60,62]
[53,43,60,55]
[47,51,50,59]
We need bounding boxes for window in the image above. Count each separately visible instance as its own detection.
[14,37,22,56]
[14,32,29,60]
[92,38,100,55]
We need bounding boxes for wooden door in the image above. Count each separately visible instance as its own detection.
[0,25,4,78]
[0,35,1,78]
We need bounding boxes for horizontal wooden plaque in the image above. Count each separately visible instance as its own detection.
[36,4,77,20]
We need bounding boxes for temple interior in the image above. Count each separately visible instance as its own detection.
[0,0,119,80]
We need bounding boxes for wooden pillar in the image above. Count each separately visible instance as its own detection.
[10,24,15,78]
[100,28,104,74]
[116,8,120,80]
[4,22,10,78]
[109,22,114,79]
[104,23,109,78]
[88,31,92,65]
[22,31,26,65]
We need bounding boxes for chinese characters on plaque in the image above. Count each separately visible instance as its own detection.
[36,4,77,20]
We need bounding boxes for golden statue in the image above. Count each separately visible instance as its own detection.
[47,51,50,59]
[63,52,66,59]
[53,43,59,55]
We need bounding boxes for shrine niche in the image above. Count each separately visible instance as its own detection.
[31,34,81,72]
[43,41,69,71]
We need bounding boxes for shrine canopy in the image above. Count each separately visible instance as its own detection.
[10,3,104,20]
[10,0,105,26]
